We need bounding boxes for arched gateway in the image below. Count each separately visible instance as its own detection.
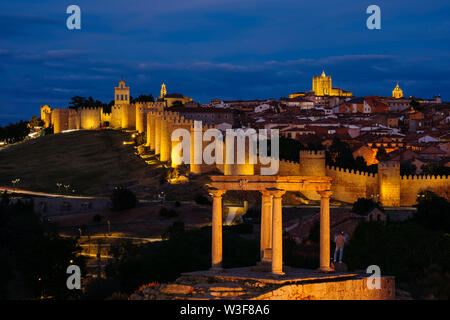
[208,175,333,276]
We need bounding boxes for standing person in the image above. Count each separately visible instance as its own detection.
[334,231,346,263]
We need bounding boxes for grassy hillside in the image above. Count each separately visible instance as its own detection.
[0,130,163,196]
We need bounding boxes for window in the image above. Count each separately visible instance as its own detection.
[117,94,119,100]
[125,94,128,100]
[121,94,124,100]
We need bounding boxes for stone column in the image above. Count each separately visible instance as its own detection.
[260,190,273,263]
[270,188,285,275]
[318,190,333,272]
[210,188,226,271]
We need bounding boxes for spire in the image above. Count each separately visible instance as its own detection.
[321,70,326,77]
[160,82,167,98]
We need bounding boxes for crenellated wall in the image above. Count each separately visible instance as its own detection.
[39,89,449,207]
[52,108,69,134]
[278,159,301,175]
[326,166,378,204]
[101,110,111,125]
[400,175,450,206]
[68,108,80,130]
[110,105,122,128]
[121,104,136,129]
[79,107,102,130]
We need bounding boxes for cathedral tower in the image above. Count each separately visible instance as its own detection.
[312,70,332,96]
[160,83,167,98]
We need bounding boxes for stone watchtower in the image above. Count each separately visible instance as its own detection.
[378,160,401,207]
[299,150,326,176]
[114,80,130,106]
[299,150,326,200]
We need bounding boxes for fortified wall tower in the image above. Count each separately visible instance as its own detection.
[299,150,326,200]
[79,107,102,129]
[378,160,401,207]
[299,150,326,176]
[52,108,69,133]
[40,105,52,128]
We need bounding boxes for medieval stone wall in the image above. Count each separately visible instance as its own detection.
[326,166,378,204]
[110,106,122,128]
[400,175,450,206]
[40,102,450,207]
[79,107,102,129]
[52,108,69,133]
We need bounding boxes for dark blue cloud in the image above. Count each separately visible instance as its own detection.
[0,0,449,124]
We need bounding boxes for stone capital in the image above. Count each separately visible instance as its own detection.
[318,190,333,198]
[208,188,226,197]
[260,190,274,198]
[265,187,286,198]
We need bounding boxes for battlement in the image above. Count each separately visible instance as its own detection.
[299,150,326,158]
[378,161,400,169]
[78,106,101,111]
[401,174,450,181]
[280,159,298,166]
[326,165,377,178]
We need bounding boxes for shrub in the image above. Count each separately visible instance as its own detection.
[194,194,211,205]
[352,197,381,215]
[414,191,450,233]
[110,186,136,211]
[82,278,120,300]
[162,221,185,240]
[105,226,259,293]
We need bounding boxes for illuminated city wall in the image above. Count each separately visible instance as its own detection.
[79,107,102,130]
[400,175,450,206]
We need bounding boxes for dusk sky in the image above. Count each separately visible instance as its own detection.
[0,0,449,125]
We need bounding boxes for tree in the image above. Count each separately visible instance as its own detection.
[400,161,417,176]
[345,220,450,299]
[28,115,43,128]
[105,225,259,294]
[110,186,136,211]
[279,136,308,162]
[0,120,30,143]
[0,192,84,299]
[68,96,108,110]
[131,94,154,103]
[421,163,450,176]
[352,197,381,215]
[326,138,375,172]
[376,146,388,162]
[414,191,450,233]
